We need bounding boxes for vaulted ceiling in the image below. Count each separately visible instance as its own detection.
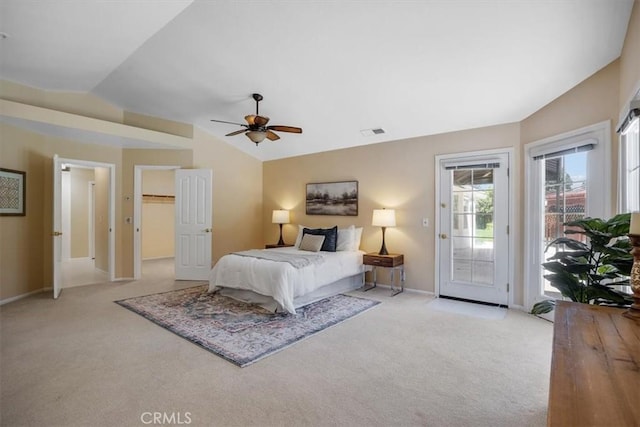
[0,0,634,160]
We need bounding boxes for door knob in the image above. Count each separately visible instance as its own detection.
[52,231,63,236]
[440,233,448,239]
[204,228,212,233]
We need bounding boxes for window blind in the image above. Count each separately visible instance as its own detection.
[444,162,500,170]
[616,108,640,134]
[532,143,594,161]
[530,137,597,161]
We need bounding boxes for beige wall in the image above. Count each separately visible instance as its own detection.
[1,81,265,299]
[520,59,621,213]
[264,123,521,300]
[1,2,638,303]
[0,79,123,123]
[191,127,264,263]
[69,167,94,258]
[0,124,122,300]
[120,149,192,277]
[262,2,640,307]
[619,0,640,113]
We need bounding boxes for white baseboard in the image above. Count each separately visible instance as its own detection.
[0,288,46,306]
[142,256,174,261]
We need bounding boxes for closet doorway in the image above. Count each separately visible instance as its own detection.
[133,165,179,279]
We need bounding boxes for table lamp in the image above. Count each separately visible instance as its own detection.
[272,210,290,246]
[372,208,396,255]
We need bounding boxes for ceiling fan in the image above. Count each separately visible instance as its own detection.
[210,93,302,145]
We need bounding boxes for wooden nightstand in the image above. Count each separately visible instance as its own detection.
[362,253,405,296]
[265,244,294,249]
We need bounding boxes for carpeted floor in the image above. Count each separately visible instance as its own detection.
[426,298,508,320]
[0,259,553,427]
[116,286,380,367]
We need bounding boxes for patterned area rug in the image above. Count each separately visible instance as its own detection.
[116,285,380,367]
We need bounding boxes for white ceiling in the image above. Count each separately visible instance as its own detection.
[0,0,634,161]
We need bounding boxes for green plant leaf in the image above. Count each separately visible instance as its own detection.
[531,300,555,315]
[586,284,631,305]
[542,261,570,273]
[547,250,589,260]
[544,272,583,302]
[605,213,631,235]
[545,237,589,252]
[564,217,606,231]
[563,263,594,274]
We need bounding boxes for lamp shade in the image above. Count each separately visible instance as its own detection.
[272,209,290,224]
[372,209,396,227]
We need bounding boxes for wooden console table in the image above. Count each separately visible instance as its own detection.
[547,301,639,426]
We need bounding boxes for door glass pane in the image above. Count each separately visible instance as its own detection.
[543,152,587,294]
[450,169,495,285]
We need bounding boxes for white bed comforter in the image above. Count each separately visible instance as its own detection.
[208,247,364,314]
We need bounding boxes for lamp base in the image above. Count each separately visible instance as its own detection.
[276,223,285,246]
[624,234,640,321]
[378,227,389,255]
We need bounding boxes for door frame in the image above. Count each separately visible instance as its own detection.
[53,156,115,298]
[88,181,95,259]
[133,165,180,280]
[434,148,515,307]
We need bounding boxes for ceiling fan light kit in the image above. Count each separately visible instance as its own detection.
[247,130,267,143]
[211,93,302,146]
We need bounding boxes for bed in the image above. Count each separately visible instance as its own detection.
[208,225,364,314]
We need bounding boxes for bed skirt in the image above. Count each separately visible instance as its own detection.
[216,272,365,313]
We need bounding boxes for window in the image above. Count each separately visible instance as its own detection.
[619,116,639,213]
[525,122,611,312]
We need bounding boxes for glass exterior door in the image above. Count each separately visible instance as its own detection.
[439,153,509,305]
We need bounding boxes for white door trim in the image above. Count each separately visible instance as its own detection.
[53,156,116,299]
[523,120,611,312]
[133,165,180,280]
[88,181,95,259]
[434,147,515,307]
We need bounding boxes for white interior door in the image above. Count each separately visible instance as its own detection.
[438,153,510,306]
[52,155,62,298]
[175,169,212,280]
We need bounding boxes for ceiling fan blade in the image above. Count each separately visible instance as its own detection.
[254,115,270,126]
[266,130,280,141]
[210,118,247,126]
[225,129,247,137]
[267,125,302,134]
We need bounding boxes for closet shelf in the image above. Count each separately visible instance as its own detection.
[142,194,175,204]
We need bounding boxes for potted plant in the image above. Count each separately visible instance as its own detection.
[531,213,634,314]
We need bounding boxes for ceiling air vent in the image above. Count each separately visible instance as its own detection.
[360,128,386,136]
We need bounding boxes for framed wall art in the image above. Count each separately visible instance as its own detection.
[306,181,358,216]
[0,168,26,216]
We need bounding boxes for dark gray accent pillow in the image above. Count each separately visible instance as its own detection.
[303,226,338,252]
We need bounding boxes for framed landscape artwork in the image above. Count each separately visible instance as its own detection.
[306,181,358,216]
[0,168,26,216]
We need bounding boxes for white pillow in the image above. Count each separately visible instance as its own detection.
[299,234,325,252]
[293,225,308,248]
[336,225,356,251]
[351,227,363,251]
